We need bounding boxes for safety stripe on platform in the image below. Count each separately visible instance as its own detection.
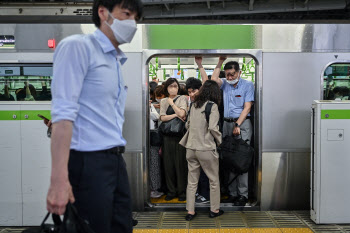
[133,229,313,233]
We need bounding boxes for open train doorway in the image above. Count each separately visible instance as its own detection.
[143,50,262,210]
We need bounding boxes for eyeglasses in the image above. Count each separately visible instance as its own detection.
[226,71,239,77]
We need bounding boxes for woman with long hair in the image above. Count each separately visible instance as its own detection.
[180,80,223,220]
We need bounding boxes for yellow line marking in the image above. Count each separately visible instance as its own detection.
[250,229,282,233]
[159,230,189,233]
[220,229,252,233]
[133,230,158,233]
[189,229,219,233]
[133,228,314,233]
[280,228,313,233]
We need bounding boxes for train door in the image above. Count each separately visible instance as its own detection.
[144,50,262,210]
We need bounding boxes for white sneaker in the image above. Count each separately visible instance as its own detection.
[150,191,162,198]
[195,195,210,204]
[154,191,164,196]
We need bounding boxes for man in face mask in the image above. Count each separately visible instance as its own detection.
[204,57,254,207]
[46,1,143,233]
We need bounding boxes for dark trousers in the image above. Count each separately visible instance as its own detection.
[197,169,210,199]
[162,135,188,198]
[68,149,132,233]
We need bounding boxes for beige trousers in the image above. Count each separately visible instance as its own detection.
[186,149,220,212]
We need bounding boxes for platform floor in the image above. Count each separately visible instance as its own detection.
[1,211,350,233]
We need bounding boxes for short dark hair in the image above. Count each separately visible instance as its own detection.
[179,84,188,95]
[185,77,202,91]
[149,81,158,93]
[219,71,226,78]
[163,78,180,97]
[154,85,165,98]
[92,0,143,28]
[193,80,221,108]
[224,61,240,72]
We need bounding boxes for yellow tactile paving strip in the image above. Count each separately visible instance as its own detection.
[280,229,313,233]
[151,195,231,204]
[134,229,313,233]
[151,195,186,204]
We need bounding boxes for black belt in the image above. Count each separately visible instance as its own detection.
[224,116,250,122]
[100,146,125,155]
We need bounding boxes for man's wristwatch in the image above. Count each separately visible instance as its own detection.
[235,122,240,128]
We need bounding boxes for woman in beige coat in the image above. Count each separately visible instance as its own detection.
[180,80,223,221]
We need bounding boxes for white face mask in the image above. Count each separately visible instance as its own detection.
[156,98,162,102]
[104,12,137,45]
[227,79,239,85]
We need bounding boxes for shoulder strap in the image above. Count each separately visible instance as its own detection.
[166,96,181,115]
[173,96,180,103]
[204,101,214,124]
[187,102,193,116]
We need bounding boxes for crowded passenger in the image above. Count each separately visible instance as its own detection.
[149,84,164,199]
[0,83,15,101]
[153,85,165,112]
[159,78,188,201]
[205,57,255,206]
[180,80,223,220]
[333,86,349,100]
[36,77,52,101]
[185,76,210,204]
[16,82,37,101]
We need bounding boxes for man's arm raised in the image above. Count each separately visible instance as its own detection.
[211,56,226,87]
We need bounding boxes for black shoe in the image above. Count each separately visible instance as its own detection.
[132,219,138,226]
[209,210,224,218]
[165,194,176,201]
[221,195,237,203]
[234,196,248,206]
[185,212,197,221]
[178,196,186,201]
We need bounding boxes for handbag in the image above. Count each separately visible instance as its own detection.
[22,203,95,233]
[219,135,254,184]
[159,97,186,137]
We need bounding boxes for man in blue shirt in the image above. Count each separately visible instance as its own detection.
[210,57,254,206]
[46,1,143,233]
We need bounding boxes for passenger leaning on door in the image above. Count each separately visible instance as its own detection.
[180,80,223,221]
[208,57,254,206]
[159,78,188,201]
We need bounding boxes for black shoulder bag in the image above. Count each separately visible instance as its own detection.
[22,203,95,233]
[159,96,186,137]
[219,135,254,185]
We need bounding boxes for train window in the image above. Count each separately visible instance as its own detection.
[323,63,350,100]
[0,65,52,101]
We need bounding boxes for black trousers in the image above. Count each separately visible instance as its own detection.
[162,135,188,198]
[68,149,132,233]
[197,168,210,200]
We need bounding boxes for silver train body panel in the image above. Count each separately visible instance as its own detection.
[0,24,350,225]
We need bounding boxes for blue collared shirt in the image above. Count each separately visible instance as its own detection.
[51,29,128,151]
[221,78,255,118]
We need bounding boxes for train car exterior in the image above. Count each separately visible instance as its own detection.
[0,23,349,226]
